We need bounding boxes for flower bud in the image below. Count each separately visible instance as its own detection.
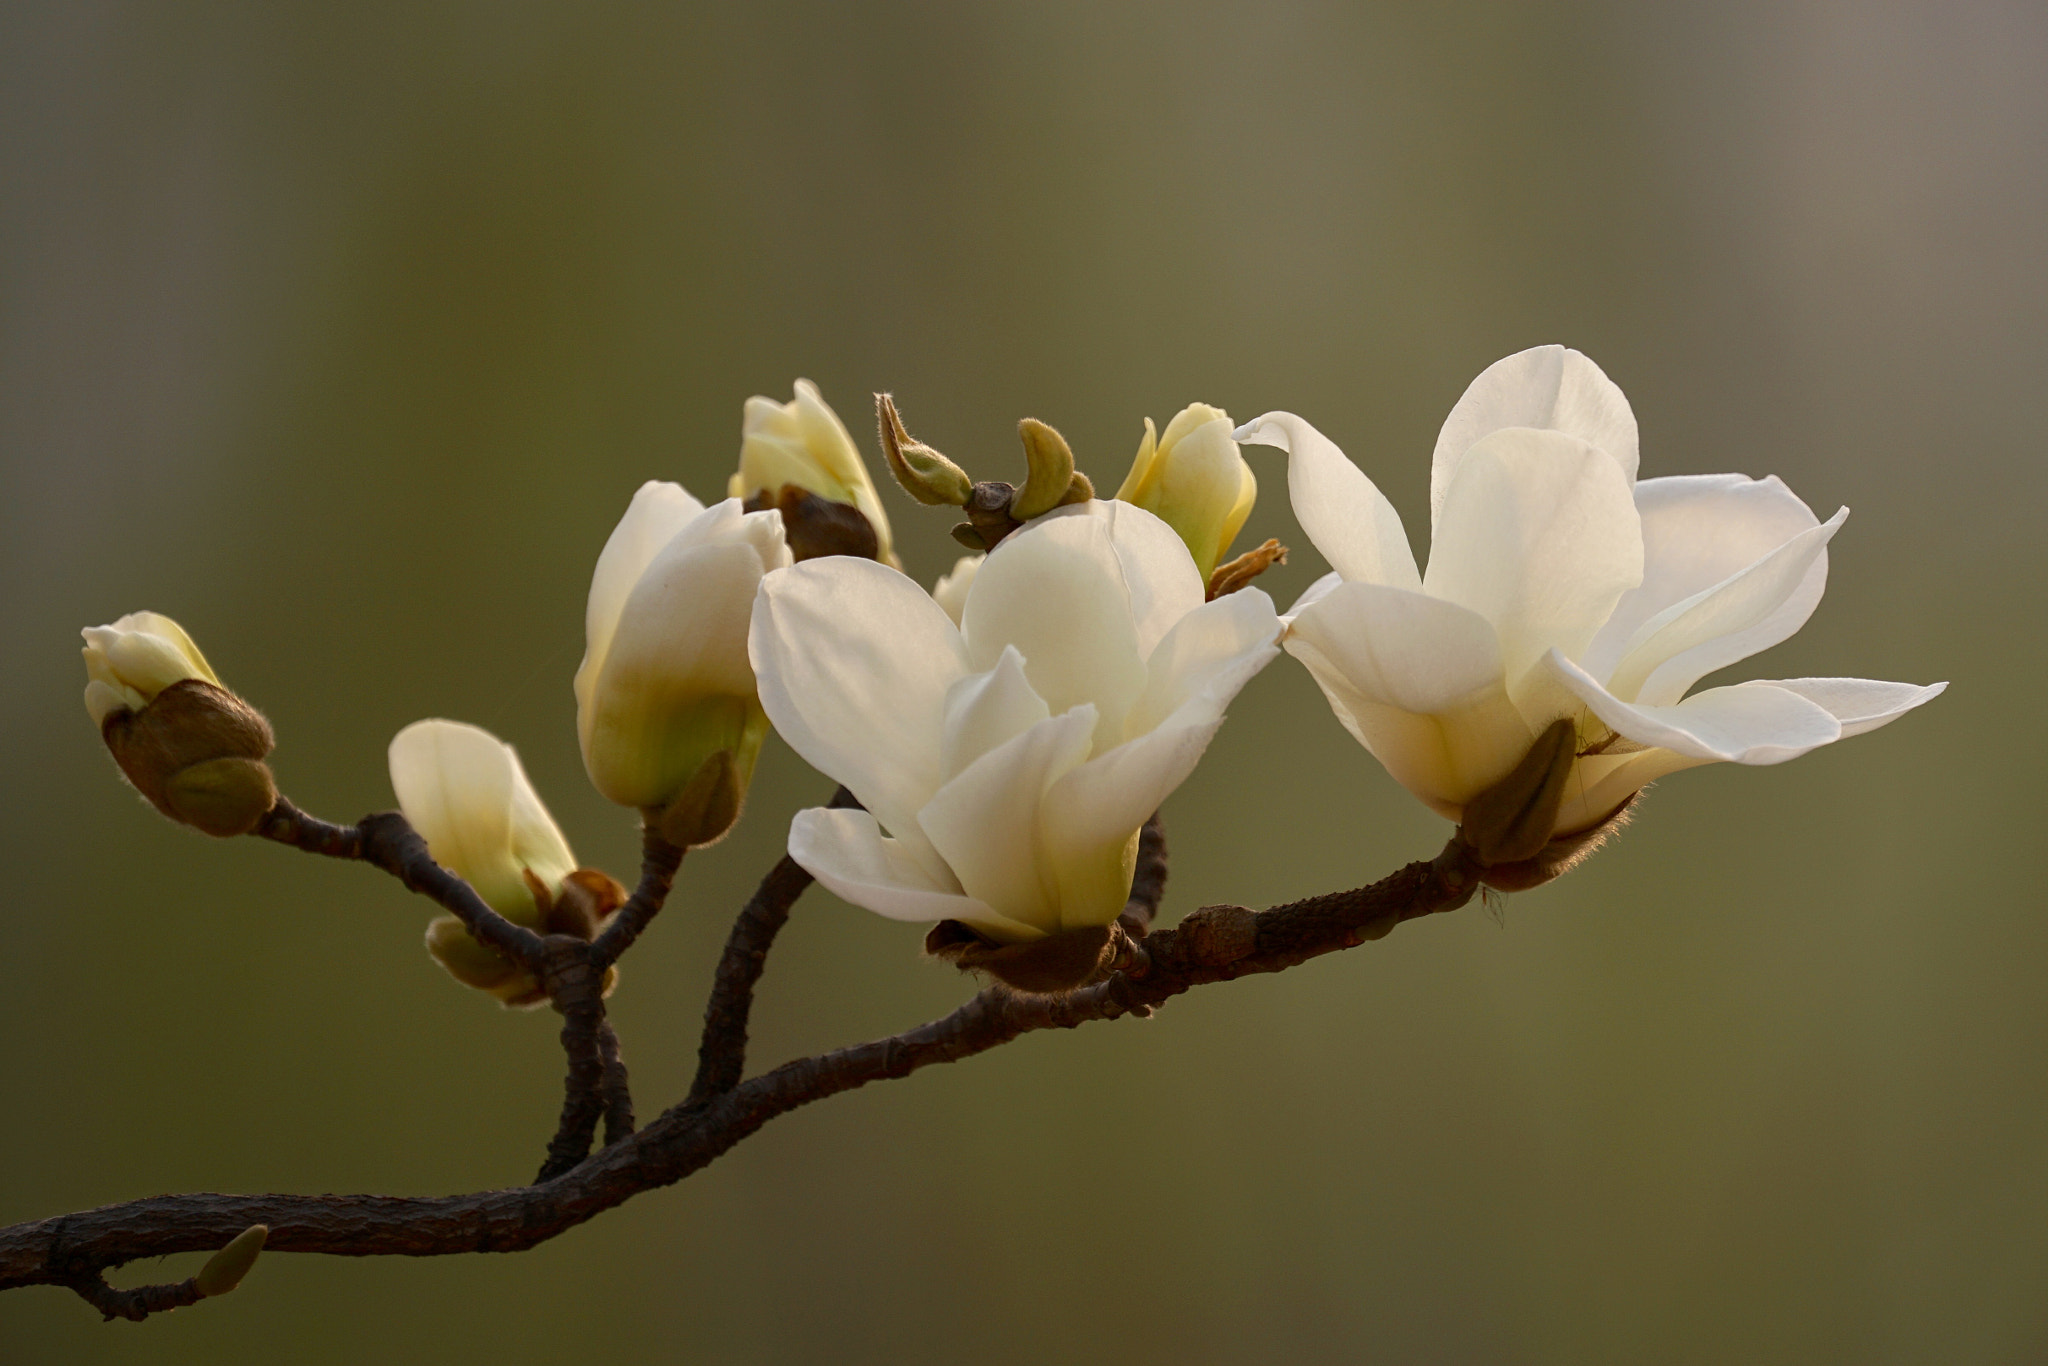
[1114,403,1257,581]
[877,393,974,507]
[194,1225,267,1299]
[83,613,278,837]
[1011,418,1094,519]
[575,484,788,846]
[930,553,983,625]
[391,719,611,1006]
[731,379,897,566]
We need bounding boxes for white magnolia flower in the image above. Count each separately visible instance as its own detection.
[730,378,896,565]
[1113,402,1258,581]
[1239,345,1944,842]
[81,610,220,726]
[575,482,791,840]
[751,502,1283,943]
[389,719,578,924]
[930,553,983,625]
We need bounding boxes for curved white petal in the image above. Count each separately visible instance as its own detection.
[930,554,983,626]
[1745,676,1948,738]
[1041,499,1209,659]
[1430,346,1638,528]
[1424,427,1643,692]
[1544,651,1843,764]
[1040,718,1216,929]
[789,806,1036,941]
[388,719,574,921]
[579,538,766,805]
[1234,412,1421,591]
[919,707,1097,935]
[1552,747,1709,835]
[1608,508,1847,707]
[1583,474,1825,679]
[963,508,1150,749]
[940,645,1052,782]
[1285,583,1532,813]
[750,557,969,876]
[1284,570,1345,624]
[582,482,709,681]
[1128,588,1283,738]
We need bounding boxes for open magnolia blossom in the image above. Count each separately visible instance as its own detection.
[730,378,896,565]
[751,501,1283,944]
[390,719,621,1005]
[575,482,791,846]
[1237,345,1944,861]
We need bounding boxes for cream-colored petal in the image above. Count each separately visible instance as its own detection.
[1283,570,1345,625]
[940,645,1053,783]
[1430,346,1638,529]
[918,706,1098,935]
[1423,427,1643,694]
[1744,676,1947,738]
[581,482,709,688]
[930,554,984,626]
[1234,411,1422,591]
[788,806,1036,941]
[1127,588,1283,739]
[1544,651,1843,764]
[962,507,1150,749]
[1608,509,1846,707]
[388,719,571,923]
[1551,747,1707,835]
[1583,474,1825,681]
[750,556,968,880]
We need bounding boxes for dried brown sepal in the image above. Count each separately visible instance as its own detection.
[875,393,973,506]
[1457,717,1577,866]
[923,919,1142,995]
[962,480,1026,551]
[545,868,631,940]
[645,748,745,849]
[1206,538,1290,601]
[1472,796,1637,892]
[950,522,989,551]
[1011,418,1078,520]
[744,485,880,563]
[99,678,277,837]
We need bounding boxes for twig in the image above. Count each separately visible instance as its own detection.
[1119,813,1169,932]
[0,836,1480,1300]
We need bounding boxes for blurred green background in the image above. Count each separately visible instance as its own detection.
[0,3,2036,1362]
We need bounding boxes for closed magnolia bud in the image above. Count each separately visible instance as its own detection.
[390,719,589,1006]
[876,393,974,507]
[575,483,787,844]
[731,379,898,566]
[194,1225,268,1299]
[1114,403,1257,581]
[930,553,983,626]
[84,613,278,837]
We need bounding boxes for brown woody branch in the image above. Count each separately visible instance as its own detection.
[0,835,1479,1306]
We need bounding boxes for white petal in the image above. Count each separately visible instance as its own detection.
[963,507,1151,749]
[578,538,766,806]
[940,645,1051,782]
[1285,583,1532,814]
[582,482,709,683]
[1283,570,1345,625]
[1127,588,1284,738]
[930,554,983,626]
[1423,427,1643,693]
[1745,676,1947,738]
[919,706,1097,935]
[1544,650,1843,764]
[1552,747,1708,835]
[1040,718,1218,929]
[750,556,967,878]
[387,720,573,921]
[1607,509,1846,707]
[1583,474,1825,680]
[1234,412,1421,591]
[789,806,1036,940]
[103,630,208,697]
[1429,346,1638,529]
[1047,499,1209,659]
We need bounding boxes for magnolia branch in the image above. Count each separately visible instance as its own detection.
[0,813,1477,1311]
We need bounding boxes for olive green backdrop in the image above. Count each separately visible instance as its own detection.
[1,3,2036,1362]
